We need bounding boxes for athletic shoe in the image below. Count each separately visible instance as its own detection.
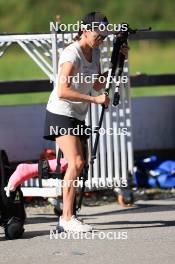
[58,215,93,233]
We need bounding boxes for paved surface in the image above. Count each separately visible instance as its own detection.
[0,198,175,264]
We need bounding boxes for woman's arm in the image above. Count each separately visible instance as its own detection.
[93,69,108,91]
[57,62,96,103]
[57,62,110,106]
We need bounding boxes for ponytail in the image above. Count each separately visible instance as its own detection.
[73,29,83,41]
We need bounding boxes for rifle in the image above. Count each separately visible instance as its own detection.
[77,24,151,211]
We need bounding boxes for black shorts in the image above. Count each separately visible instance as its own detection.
[43,110,91,141]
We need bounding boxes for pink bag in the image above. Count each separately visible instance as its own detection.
[8,158,68,189]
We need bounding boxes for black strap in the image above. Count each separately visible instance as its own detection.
[0,149,11,189]
[38,159,50,187]
[55,148,63,174]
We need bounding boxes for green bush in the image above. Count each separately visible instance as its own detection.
[0,0,175,32]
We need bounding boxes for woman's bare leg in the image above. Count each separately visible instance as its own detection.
[56,135,85,220]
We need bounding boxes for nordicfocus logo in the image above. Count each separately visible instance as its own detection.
[49,125,128,137]
[50,230,128,240]
[57,73,128,85]
[50,21,128,33]
[47,178,127,188]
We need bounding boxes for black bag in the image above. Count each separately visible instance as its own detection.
[0,149,26,239]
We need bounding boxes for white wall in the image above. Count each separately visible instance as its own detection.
[132,96,175,150]
[0,104,54,161]
[0,96,175,161]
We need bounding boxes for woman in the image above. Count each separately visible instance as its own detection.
[44,11,128,232]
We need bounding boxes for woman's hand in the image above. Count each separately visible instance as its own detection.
[93,94,110,107]
[120,44,129,58]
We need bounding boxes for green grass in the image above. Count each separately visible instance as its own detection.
[129,41,175,75]
[131,86,175,97]
[0,86,175,106]
[0,92,50,106]
[0,41,174,81]
[0,41,175,105]
[0,45,46,81]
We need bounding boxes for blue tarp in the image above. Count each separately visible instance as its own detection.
[134,156,175,188]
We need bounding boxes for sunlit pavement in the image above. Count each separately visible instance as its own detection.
[0,199,175,264]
